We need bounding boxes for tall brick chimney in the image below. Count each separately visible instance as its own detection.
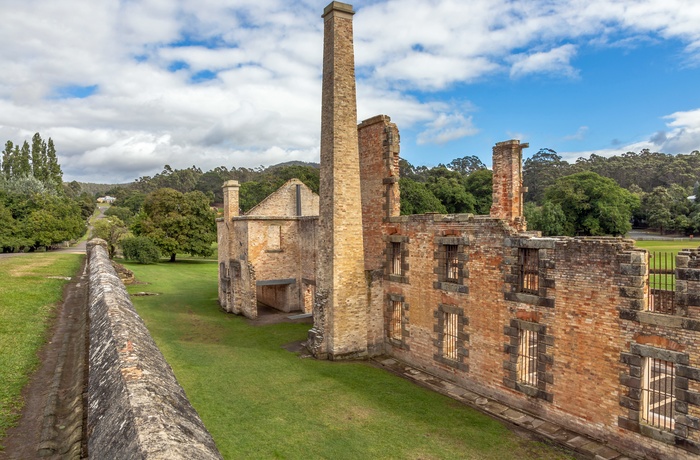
[222,180,240,222]
[490,140,528,231]
[308,1,368,360]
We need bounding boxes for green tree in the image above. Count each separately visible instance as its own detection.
[30,133,48,182]
[524,201,570,236]
[134,188,216,262]
[16,142,31,178]
[427,176,475,214]
[120,236,161,264]
[104,206,134,224]
[447,155,486,175]
[46,138,63,188]
[91,216,129,258]
[523,148,570,205]
[544,171,638,236]
[23,195,85,248]
[399,178,447,215]
[463,169,492,215]
[2,141,13,179]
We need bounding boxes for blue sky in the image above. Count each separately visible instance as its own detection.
[0,0,699,182]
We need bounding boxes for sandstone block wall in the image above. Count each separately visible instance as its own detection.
[86,239,222,460]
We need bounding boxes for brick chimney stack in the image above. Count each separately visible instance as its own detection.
[490,140,528,231]
[308,1,368,360]
[222,180,240,222]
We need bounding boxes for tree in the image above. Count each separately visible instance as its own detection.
[120,236,160,264]
[134,188,216,262]
[427,176,475,214]
[544,171,639,236]
[447,155,486,175]
[31,133,48,182]
[2,141,13,179]
[104,206,134,224]
[524,201,569,236]
[399,178,447,215]
[91,216,129,258]
[645,187,675,235]
[463,169,492,214]
[45,138,63,189]
[16,141,31,178]
[23,195,85,248]
[523,148,570,205]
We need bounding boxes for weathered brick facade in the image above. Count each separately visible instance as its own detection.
[213,2,700,457]
[216,178,319,318]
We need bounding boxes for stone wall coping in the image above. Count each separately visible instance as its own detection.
[87,239,223,459]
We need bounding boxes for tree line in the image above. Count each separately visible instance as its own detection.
[99,145,700,262]
[0,133,94,252]
[523,148,700,236]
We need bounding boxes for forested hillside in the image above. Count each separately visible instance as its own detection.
[103,146,700,239]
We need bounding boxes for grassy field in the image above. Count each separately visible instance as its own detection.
[0,253,83,449]
[634,239,698,254]
[125,257,572,460]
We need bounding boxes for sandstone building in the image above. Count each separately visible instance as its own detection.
[216,2,700,458]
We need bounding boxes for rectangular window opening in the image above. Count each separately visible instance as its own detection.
[648,251,676,314]
[517,329,538,387]
[519,248,539,295]
[642,357,675,432]
[443,311,459,361]
[391,242,402,276]
[390,300,403,339]
[445,244,459,282]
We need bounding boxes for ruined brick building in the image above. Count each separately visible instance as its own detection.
[217,2,700,458]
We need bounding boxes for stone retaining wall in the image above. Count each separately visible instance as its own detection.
[86,239,222,459]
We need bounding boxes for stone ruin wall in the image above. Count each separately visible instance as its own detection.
[86,239,222,459]
[352,108,700,458]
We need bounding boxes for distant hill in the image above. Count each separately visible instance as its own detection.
[266,161,319,170]
[77,182,129,196]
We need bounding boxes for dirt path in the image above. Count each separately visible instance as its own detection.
[0,258,89,460]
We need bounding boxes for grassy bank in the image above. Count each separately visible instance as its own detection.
[0,253,83,449]
[125,258,571,460]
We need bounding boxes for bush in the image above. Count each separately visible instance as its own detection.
[120,236,160,264]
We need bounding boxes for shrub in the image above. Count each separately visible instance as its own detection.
[120,236,160,264]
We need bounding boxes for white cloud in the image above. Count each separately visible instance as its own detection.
[564,126,589,141]
[510,44,578,78]
[0,0,699,182]
[417,112,479,145]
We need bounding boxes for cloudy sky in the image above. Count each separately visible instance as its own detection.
[1,0,699,183]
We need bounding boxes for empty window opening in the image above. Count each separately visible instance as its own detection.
[642,357,675,432]
[443,311,459,361]
[519,248,539,294]
[517,329,538,387]
[648,252,676,314]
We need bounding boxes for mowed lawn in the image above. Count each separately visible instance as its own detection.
[125,258,572,460]
[634,239,697,255]
[0,253,83,449]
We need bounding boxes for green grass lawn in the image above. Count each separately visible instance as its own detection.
[634,239,699,255]
[125,257,572,460]
[0,253,83,449]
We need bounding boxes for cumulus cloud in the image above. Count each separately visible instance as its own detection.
[0,0,699,182]
[510,44,579,79]
[417,112,479,145]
